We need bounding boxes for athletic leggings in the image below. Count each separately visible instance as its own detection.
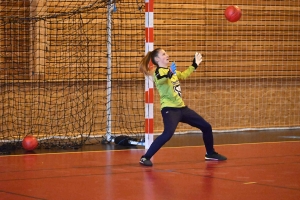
[144,106,215,159]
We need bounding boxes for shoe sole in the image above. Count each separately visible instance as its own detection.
[139,161,153,166]
[205,157,227,161]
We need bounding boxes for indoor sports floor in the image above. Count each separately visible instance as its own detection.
[0,129,300,200]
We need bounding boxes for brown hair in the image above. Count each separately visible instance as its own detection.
[139,48,161,76]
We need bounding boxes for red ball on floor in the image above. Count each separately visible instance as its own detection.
[22,135,38,151]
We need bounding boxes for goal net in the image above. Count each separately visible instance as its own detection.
[0,0,145,153]
[153,0,300,134]
[1,0,299,153]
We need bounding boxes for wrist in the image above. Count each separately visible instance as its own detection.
[192,62,198,69]
[167,69,174,78]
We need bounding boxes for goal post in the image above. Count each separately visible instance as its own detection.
[144,0,154,149]
[105,0,113,142]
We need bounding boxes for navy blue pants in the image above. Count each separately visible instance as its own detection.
[144,106,215,159]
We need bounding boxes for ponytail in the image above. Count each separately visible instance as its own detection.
[139,48,161,76]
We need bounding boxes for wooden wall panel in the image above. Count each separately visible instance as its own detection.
[155,1,300,78]
[153,78,300,132]
[1,0,299,80]
[0,1,299,137]
[0,0,31,80]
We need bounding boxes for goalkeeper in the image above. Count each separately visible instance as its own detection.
[139,48,227,166]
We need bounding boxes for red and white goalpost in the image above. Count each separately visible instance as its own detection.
[144,0,154,149]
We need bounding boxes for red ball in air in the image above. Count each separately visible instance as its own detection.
[224,6,242,22]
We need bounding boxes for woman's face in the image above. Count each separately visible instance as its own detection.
[155,49,169,67]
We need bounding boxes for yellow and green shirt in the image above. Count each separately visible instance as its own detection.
[153,65,195,110]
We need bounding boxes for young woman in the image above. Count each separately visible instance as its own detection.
[139,48,227,166]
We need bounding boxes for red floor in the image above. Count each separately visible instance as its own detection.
[0,141,300,200]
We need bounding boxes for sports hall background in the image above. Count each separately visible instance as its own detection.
[0,0,299,148]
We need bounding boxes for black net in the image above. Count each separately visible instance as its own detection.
[0,0,145,153]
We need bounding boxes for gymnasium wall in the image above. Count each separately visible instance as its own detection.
[0,0,146,139]
[153,0,300,133]
[0,0,299,139]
